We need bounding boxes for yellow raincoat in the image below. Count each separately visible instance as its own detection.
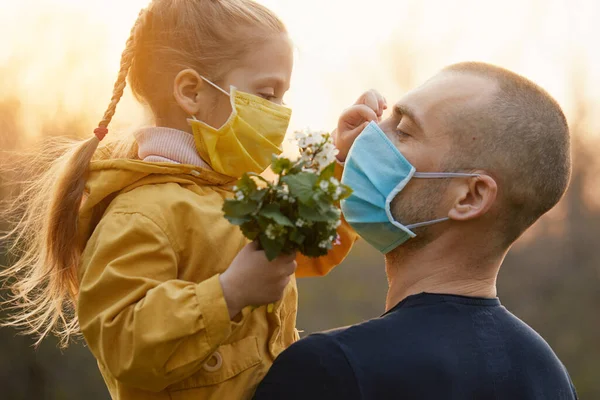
[77,156,356,400]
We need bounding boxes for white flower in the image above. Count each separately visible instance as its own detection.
[332,186,344,200]
[305,135,319,147]
[295,128,328,151]
[296,219,305,228]
[312,151,336,173]
[300,153,312,165]
[328,219,342,229]
[318,240,329,249]
[277,184,291,201]
[265,224,277,240]
[319,180,330,191]
[294,130,311,149]
[319,142,338,158]
[235,191,245,200]
[311,139,339,170]
[329,177,340,187]
[294,130,307,141]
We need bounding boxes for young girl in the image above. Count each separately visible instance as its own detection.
[1,1,385,399]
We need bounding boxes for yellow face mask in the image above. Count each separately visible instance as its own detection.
[188,77,292,178]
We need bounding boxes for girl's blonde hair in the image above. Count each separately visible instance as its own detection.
[0,0,287,347]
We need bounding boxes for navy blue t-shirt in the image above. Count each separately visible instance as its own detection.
[254,293,577,400]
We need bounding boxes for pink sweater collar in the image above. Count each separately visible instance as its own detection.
[134,127,212,170]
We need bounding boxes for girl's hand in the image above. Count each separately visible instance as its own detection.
[334,89,387,162]
[220,241,297,319]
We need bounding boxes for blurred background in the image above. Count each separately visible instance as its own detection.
[1,0,598,398]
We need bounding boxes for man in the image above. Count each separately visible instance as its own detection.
[253,62,577,399]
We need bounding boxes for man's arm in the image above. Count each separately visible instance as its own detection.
[253,334,360,400]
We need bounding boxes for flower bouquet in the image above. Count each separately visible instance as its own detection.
[223,129,352,262]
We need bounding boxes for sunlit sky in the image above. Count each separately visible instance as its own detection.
[0,0,599,238]
[0,0,599,147]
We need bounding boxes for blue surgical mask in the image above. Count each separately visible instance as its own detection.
[340,121,479,254]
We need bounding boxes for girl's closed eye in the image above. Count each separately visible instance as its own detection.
[259,93,277,101]
[259,92,287,105]
[257,89,276,101]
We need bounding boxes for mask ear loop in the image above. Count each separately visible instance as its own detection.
[413,172,480,179]
[189,76,235,123]
[406,217,450,230]
[191,75,235,122]
[200,76,231,97]
[402,173,481,231]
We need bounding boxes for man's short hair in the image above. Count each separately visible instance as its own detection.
[442,62,571,245]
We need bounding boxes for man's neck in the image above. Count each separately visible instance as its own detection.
[384,236,505,311]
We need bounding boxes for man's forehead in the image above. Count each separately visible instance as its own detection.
[396,72,497,124]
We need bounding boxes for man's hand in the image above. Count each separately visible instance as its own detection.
[334,89,387,162]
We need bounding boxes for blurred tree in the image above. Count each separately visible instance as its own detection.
[0,105,110,399]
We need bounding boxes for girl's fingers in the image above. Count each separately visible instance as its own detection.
[357,89,386,117]
[344,121,370,145]
[363,91,380,117]
[350,104,378,124]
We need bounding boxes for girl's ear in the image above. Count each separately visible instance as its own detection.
[447,173,498,222]
[173,69,206,117]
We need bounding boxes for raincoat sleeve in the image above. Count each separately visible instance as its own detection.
[296,162,358,277]
[78,211,234,392]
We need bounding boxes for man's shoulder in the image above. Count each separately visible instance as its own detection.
[279,331,350,367]
[318,309,413,348]
[497,308,572,368]
[276,322,388,373]
[253,331,360,399]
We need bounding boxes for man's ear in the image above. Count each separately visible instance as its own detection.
[173,68,206,117]
[447,174,498,221]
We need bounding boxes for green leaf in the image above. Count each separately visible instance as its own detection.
[289,159,307,175]
[247,172,273,187]
[314,198,341,220]
[256,215,272,230]
[236,174,257,192]
[313,191,327,208]
[319,162,336,181]
[259,234,285,261]
[223,199,259,218]
[298,203,329,222]
[338,184,353,200]
[259,204,294,227]
[272,155,293,175]
[225,215,251,226]
[249,188,268,202]
[240,221,261,240]
[282,172,318,204]
[301,245,328,258]
[290,229,306,245]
